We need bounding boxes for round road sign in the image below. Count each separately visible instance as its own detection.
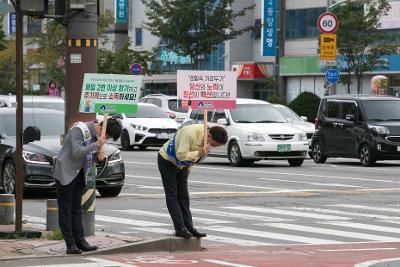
[325,69,340,84]
[130,63,143,75]
[317,12,339,33]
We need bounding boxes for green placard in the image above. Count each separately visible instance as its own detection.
[94,103,137,114]
[79,73,142,114]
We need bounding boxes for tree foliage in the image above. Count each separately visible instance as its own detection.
[0,41,16,94]
[334,0,399,93]
[288,92,320,123]
[141,0,255,68]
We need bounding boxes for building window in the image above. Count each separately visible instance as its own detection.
[135,28,142,46]
[252,19,261,39]
[286,8,325,39]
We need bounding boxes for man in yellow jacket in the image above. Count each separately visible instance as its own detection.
[158,123,228,238]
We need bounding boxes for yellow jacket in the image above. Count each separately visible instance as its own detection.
[159,124,204,166]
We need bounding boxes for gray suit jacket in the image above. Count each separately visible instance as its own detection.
[53,122,99,185]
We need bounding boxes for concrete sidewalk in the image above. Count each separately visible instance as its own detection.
[0,223,202,261]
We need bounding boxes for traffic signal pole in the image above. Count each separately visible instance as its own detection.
[65,4,97,128]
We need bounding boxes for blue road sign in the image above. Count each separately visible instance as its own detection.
[325,69,340,84]
[130,63,143,75]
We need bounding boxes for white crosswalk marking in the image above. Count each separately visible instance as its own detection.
[116,209,233,224]
[191,208,291,222]
[225,206,350,220]
[258,177,365,188]
[321,221,400,234]
[330,204,400,213]
[201,225,344,244]
[95,215,168,227]
[264,223,400,242]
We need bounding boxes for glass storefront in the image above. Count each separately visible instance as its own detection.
[286,7,326,40]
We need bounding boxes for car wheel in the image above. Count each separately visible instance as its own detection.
[359,144,376,167]
[2,159,16,194]
[288,158,304,167]
[120,130,133,151]
[97,186,123,197]
[312,141,327,163]
[228,141,245,167]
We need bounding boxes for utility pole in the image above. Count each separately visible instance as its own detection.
[277,0,286,97]
[65,0,97,129]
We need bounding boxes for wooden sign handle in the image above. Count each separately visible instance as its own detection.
[203,110,208,148]
[100,113,108,152]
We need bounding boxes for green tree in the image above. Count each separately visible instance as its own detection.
[141,0,255,69]
[288,92,320,123]
[0,41,16,94]
[333,0,399,93]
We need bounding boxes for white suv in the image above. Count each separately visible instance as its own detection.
[185,98,309,167]
[139,94,188,123]
[0,95,65,111]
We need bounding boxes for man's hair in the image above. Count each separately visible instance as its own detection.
[100,118,122,141]
[209,126,228,145]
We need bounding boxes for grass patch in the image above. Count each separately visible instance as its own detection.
[47,229,63,240]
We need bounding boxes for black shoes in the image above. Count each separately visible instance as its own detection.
[189,228,207,238]
[66,245,81,254]
[175,229,193,239]
[75,239,98,252]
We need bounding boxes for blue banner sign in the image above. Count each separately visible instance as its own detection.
[8,13,15,34]
[262,0,277,56]
[115,0,127,24]
[325,69,340,84]
[160,50,192,66]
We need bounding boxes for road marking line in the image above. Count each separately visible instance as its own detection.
[115,209,233,224]
[291,207,400,221]
[124,183,164,190]
[96,215,168,227]
[86,257,138,267]
[128,227,272,246]
[319,248,398,252]
[201,225,344,244]
[330,204,400,213]
[203,259,256,267]
[265,223,400,242]
[191,208,291,222]
[225,206,350,220]
[354,257,400,267]
[321,221,400,234]
[258,177,365,188]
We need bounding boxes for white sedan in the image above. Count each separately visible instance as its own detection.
[119,103,179,151]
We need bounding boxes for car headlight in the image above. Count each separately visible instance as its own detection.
[368,125,390,135]
[247,132,265,141]
[130,124,148,131]
[22,151,51,165]
[108,150,122,163]
[298,132,307,141]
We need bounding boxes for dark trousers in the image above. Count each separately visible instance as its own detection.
[157,153,194,231]
[56,170,85,247]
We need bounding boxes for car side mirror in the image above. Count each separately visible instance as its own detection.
[345,114,355,122]
[300,116,308,122]
[23,126,41,144]
[216,118,228,125]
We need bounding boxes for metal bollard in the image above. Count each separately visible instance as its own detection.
[0,194,15,225]
[81,187,95,236]
[46,199,59,231]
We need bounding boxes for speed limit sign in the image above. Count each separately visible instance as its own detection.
[317,12,339,33]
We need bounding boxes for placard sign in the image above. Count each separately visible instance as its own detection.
[177,70,237,110]
[79,73,142,114]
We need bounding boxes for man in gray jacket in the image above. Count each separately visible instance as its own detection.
[53,118,122,254]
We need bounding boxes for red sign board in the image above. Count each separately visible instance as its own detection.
[235,64,270,80]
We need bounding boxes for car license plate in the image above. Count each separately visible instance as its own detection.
[157,133,171,139]
[277,144,291,152]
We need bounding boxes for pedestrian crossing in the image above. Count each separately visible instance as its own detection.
[25,203,400,246]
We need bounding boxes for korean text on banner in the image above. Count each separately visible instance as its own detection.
[177,70,237,110]
[262,0,277,56]
[79,73,141,114]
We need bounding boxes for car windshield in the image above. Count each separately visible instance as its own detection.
[168,99,188,113]
[276,106,302,122]
[126,105,169,118]
[230,104,287,123]
[0,113,64,136]
[362,100,400,122]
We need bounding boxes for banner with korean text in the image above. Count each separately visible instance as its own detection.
[261,0,277,56]
[177,70,237,110]
[79,73,141,114]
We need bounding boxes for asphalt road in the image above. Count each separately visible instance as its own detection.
[23,148,400,247]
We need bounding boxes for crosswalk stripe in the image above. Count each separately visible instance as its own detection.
[203,259,256,267]
[201,226,343,244]
[258,178,365,188]
[291,207,400,221]
[95,215,168,227]
[225,206,350,220]
[128,227,272,246]
[115,209,233,224]
[265,223,400,242]
[330,204,400,213]
[191,208,291,222]
[321,221,400,234]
